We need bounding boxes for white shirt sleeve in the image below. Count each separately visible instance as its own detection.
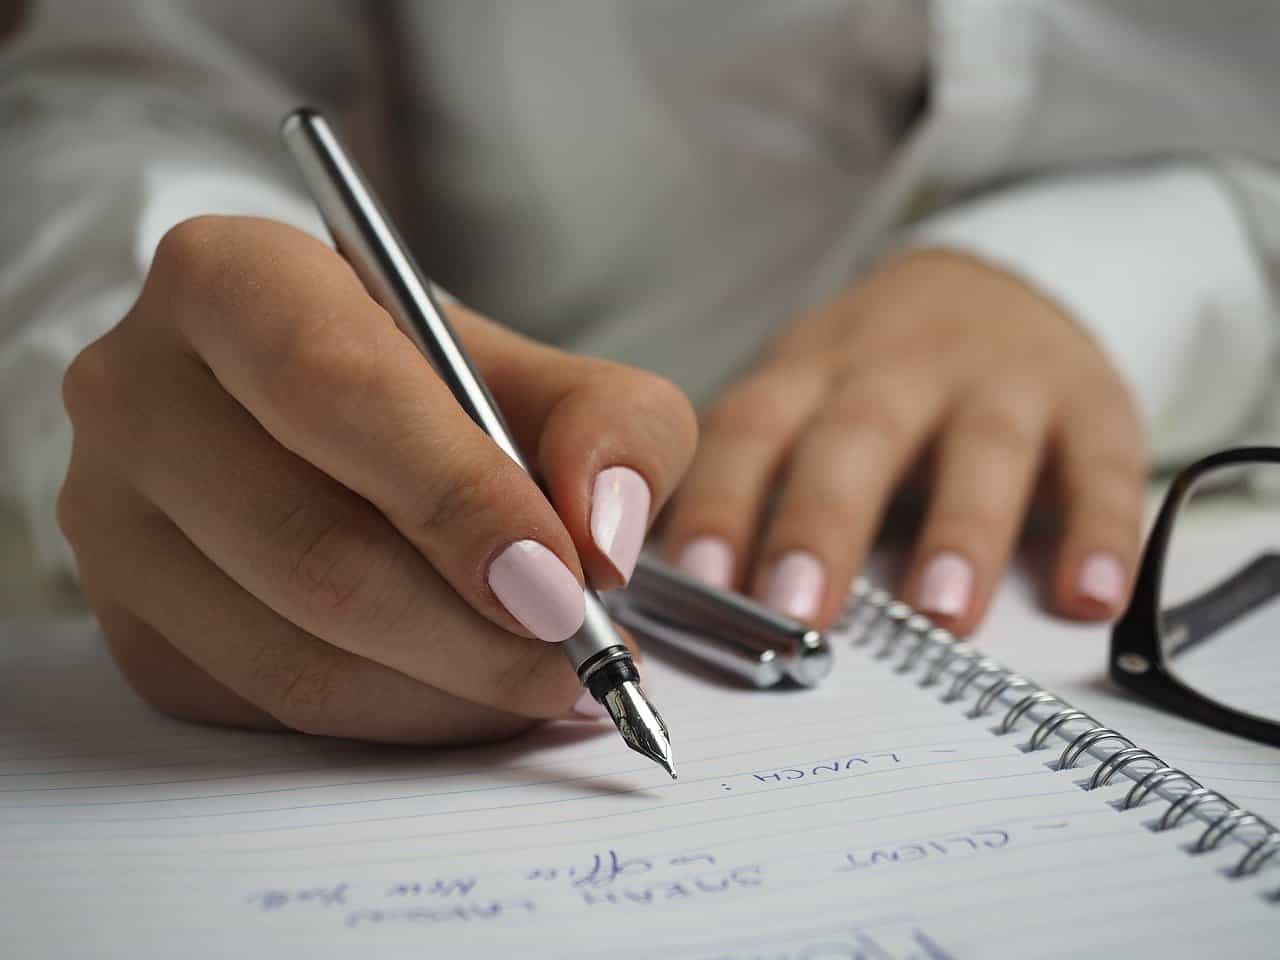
[906,164,1278,468]
[0,1,329,572]
[898,0,1280,470]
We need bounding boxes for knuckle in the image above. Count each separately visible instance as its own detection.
[491,643,578,718]
[284,505,399,633]
[1066,491,1142,537]
[704,371,800,438]
[822,383,917,450]
[414,461,511,545]
[263,318,379,421]
[1089,451,1148,492]
[61,338,118,428]
[55,478,85,547]
[953,406,1039,460]
[773,491,863,541]
[151,216,235,304]
[262,651,343,735]
[1081,373,1139,414]
[926,510,1007,554]
[1063,450,1148,502]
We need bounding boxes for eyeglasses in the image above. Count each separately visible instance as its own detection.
[1111,446,1280,747]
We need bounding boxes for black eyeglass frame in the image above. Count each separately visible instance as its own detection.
[1110,446,1280,748]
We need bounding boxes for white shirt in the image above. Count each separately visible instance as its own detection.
[1,0,1278,573]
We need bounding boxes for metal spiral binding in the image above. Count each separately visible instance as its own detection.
[841,581,1280,886]
[898,626,952,675]
[880,612,930,661]
[875,604,914,659]
[1088,747,1163,790]
[1197,808,1268,854]
[944,658,1002,704]
[1057,728,1135,771]
[999,691,1062,735]
[1156,788,1231,832]
[1028,710,1097,752]
[969,676,1031,720]
[1123,767,1202,810]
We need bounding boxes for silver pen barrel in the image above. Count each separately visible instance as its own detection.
[280,109,671,776]
[280,108,622,675]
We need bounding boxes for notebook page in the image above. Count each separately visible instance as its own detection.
[2,616,1276,958]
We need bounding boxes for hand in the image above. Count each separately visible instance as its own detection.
[59,216,697,744]
[663,249,1146,635]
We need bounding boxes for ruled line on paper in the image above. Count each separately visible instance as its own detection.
[0,701,927,770]
[0,717,973,794]
[1,752,1037,832]
[10,771,1070,866]
[0,730,1000,809]
[7,614,1278,959]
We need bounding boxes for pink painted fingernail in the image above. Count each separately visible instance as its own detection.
[918,551,973,619]
[591,466,651,585]
[760,550,825,620]
[676,536,734,589]
[1077,551,1125,608]
[569,687,611,721]
[487,540,585,643]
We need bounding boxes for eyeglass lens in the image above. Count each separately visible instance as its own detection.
[1159,462,1280,722]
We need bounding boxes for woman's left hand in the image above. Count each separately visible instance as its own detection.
[662,249,1147,635]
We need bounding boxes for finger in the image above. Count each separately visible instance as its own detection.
[83,587,281,731]
[66,345,588,721]
[661,364,832,590]
[1048,381,1146,620]
[902,383,1052,635]
[148,217,585,643]
[67,490,546,744]
[751,367,946,625]
[60,353,585,719]
[457,304,698,589]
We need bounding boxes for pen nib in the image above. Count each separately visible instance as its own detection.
[602,680,676,779]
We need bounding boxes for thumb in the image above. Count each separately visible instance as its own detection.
[456,305,699,589]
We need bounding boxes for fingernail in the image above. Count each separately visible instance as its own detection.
[569,687,611,721]
[487,540,585,643]
[675,536,734,589]
[760,550,825,620]
[918,551,973,619]
[591,466,651,584]
[1077,551,1125,608]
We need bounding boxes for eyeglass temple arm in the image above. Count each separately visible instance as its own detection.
[1162,551,1280,659]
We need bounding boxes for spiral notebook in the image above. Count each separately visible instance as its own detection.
[3,586,1280,959]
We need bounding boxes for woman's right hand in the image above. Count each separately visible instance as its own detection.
[58,216,697,745]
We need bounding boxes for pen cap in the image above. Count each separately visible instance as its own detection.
[605,593,787,689]
[626,555,832,686]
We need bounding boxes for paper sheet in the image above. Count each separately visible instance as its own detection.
[3,609,1277,959]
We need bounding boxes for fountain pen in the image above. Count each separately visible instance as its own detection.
[280,108,674,779]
